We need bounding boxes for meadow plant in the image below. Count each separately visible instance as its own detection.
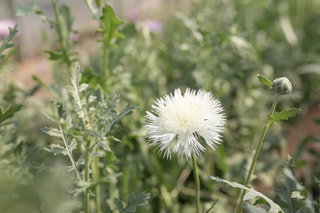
[145,88,225,212]
[1,0,320,212]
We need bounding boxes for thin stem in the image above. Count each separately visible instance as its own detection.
[51,0,72,71]
[192,154,201,213]
[84,151,90,213]
[235,95,279,213]
[93,156,101,213]
[59,124,82,181]
[51,0,64,49]
[103,42,109,84]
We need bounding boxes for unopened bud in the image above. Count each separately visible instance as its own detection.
[272,77,292,95]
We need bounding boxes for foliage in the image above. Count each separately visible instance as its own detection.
[0,24,18,60]
[0,0,319,212]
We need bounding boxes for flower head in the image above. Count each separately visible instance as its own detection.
[145,88,225,159]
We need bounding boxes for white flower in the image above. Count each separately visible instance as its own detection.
[145,88,225,159]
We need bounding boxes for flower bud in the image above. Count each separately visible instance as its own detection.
[272,77,292,95]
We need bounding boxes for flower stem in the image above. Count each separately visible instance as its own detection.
[192,154,201,213]
[93,156,101,213]
[84,151,90,213]
[235,95,279,213]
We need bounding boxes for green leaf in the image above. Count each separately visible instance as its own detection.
[41,127,63,138]
[114,198,125,212]
[15,0,51,24]
[0,104,22,125]
[44,144,67,156]
[15,5,35,16]
[244,203,268,213]
[100,5,124,47]
[257,74,272,89]
[267,108,301,126]
[210,176,283,213]
[114,191,150,213]
[0,24,19,59]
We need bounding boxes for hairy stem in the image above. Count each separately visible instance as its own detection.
[235,95,279,213]
[192,154,201,213]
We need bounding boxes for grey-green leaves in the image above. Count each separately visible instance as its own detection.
[210,176,284,213]
[114,191,150,213]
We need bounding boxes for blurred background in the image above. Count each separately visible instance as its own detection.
[1,0,320,212]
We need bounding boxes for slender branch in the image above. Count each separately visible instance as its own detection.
[235,95,279,213]
[192,154,201,213]
[59,124,82,181]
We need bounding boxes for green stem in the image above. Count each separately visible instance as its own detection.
[59,124,82,181]
[192,154,201,213]
[103,42,109,83]
[51,0,72,71]
[51,0,64,49]
[235,95,279,213]
[93,156,101,213]
[84,151,90,213]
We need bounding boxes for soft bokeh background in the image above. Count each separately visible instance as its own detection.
[1,0,320,212]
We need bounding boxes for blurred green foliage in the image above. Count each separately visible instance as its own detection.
[0,0,320,212]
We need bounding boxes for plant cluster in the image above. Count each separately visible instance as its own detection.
[0,0,320,212]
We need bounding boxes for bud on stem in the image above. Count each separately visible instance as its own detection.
[272,77,292,95]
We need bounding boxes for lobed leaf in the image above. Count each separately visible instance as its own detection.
[267,108,301,126]
[0,24,19,59]
[100,5,124,47]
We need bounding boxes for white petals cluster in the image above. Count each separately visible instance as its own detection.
[145,88,225,159]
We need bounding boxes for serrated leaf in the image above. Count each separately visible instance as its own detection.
[44,144,67,155]
[210,176,283,213]
[257,74,272,89]
[267,108,301,126]
[0,24,19,59]
[100,5,124,47]
[115,191,150,213]
[41,127,63,138]
[0,104,22,124]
